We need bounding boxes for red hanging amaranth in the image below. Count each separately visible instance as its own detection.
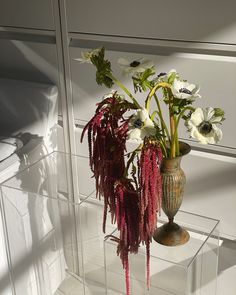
[138,138,163,288]
[109,179,140,295]
[81,94,135,232]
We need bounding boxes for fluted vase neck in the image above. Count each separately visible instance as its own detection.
[162,141,191,172]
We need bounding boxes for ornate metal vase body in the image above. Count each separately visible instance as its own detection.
[153,142,191,246]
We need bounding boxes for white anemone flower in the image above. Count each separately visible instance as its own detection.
[128,108,156,141]
[172,79,201,100]
[156,69,177,82]
[118,57,154,75]
[187,107,223,144]
[74,48,101,64]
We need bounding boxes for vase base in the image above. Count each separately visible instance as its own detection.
[153,221,190,246]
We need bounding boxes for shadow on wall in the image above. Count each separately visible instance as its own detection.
[185,165,236,197]
[0,32,58,84]
[0,77,58,159]
[0,149,77,295]
[0,78,59,293]
[0,11,236,294]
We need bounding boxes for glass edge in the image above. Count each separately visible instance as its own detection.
[177,209,220,224]
[0,150,90,189]
[104,228,118,242]
[186,220,220,268]
[0,184,96,206]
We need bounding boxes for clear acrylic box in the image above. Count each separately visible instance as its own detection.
[104,211,220,295]
[0,151,114,295]
[0,151,220,295]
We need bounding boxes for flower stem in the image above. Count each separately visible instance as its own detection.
[146,83,171,144]
[145,82,171,112]
[168,92,176,158]
[159,140,168,158]
[172,106,195,155]
[170,114,176,158]
[125,145,142,177]
[174,116,179,156]
[153,93,170,143]
[107,73,141,108]
[176,106,195,128]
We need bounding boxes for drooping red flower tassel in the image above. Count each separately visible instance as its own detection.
[138,138,163,289]
[81,94,135,232]
[109,179,140,295]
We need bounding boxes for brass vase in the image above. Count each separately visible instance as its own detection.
[153,142,191,246]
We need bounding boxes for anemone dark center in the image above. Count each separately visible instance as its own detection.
[157,72,167,78]
[198,121,213,135]
[130,60,140,67]
[133,119,144,128]
[179,88,192,95]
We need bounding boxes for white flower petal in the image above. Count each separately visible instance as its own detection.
[102,90,116,100]
[128,128,142,141]
[203,107,214,121]
[128,108,155,140]
[172,79,200,100]
[169,69,177,74]
[212,125,223,143]
[173,79,182,88]
[171,87,180,98]
[140,59,154,68]
[118,58,130,66]
[193,92,201,99]
[139,108,149,122]
[188,108,204,127]
[74,48,101,64]
[74,57,92,64]
[191,127,209,144]
[210,116,223,123]
[136,66,147,73]
[180,92,191,99]
[124,67,134,74]
[145,117,155,128]
[118,57,154,75]
[185,83,196,92]
[189,119,223,145]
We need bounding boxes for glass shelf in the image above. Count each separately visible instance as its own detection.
[0,151,113,295]
[104,211,220,295]
[0,151,220,295]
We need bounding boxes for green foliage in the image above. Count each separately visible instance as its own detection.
[214,108,225,121]
[80,46,225,156]
[154,124,164,140]
[132,67,156,93]
[90,47,114,88]
[167,71,178,84]
[171,98,193,115]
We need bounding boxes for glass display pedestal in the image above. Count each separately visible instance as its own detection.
[0,151,220,295]
[0,151,113,295]
[105,211,220,295]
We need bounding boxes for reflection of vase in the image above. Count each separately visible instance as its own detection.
[153,142,191,246]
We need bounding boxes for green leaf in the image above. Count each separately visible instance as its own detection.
[132,67,155,93]
[168,72,178,84]
[170,98,193,115]
[214,108,225,120]
[90,47,114,88]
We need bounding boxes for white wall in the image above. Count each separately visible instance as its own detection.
[62,1,236,240]
[0,1,236,293]
[0,0,234,235]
